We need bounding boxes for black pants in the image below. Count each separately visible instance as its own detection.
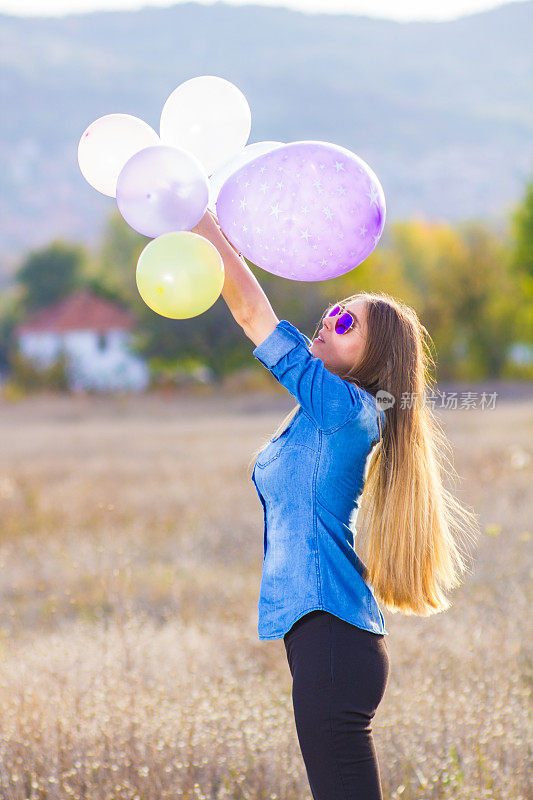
[283,610,390,800]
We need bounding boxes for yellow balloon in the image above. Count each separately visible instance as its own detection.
[136,231,225,319]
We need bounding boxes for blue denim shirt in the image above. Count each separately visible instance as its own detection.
[251,319,388,641]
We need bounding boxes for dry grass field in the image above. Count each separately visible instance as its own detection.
[0,386,531,800]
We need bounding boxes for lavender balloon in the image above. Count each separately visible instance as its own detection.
[116,145,209,238]
[215,140,386,281]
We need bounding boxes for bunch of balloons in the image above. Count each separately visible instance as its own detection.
[78,74,386,318]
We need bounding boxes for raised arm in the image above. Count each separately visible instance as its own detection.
[191,209,274,329]
[191,210,374,432]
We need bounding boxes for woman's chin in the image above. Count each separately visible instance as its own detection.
[310,341,324,360]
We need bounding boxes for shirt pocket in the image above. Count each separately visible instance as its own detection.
[254,426,293,468]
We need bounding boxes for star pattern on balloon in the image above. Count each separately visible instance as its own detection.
[366,185,380,208]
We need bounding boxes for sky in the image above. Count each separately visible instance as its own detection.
[0,0,527,22]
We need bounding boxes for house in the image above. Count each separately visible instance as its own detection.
[14,288,150,392]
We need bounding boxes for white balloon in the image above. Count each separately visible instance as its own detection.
[207,141,285,212]
[160,75,251,177]
[78,113,160,197]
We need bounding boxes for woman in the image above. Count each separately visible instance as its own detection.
[192,209,480,800]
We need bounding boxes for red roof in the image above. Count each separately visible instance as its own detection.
[16,288,137,334]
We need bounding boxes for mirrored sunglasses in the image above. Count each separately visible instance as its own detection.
[326,304,356,335]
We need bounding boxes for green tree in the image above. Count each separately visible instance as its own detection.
[86,210,150,310]
[0,289,25,372]
[508,174,533,346]
[510,175,533,279]
[16,240,87,313]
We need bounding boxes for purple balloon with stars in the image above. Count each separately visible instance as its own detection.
[215,140,386,281]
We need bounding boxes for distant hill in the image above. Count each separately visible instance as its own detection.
[1,0,532,276]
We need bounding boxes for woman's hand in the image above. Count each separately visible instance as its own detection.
[191,209,242,257]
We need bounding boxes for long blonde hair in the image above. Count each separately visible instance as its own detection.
[248,291,480,617]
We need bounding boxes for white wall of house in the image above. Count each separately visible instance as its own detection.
[17,328,150,392]
[18,331,62,367]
